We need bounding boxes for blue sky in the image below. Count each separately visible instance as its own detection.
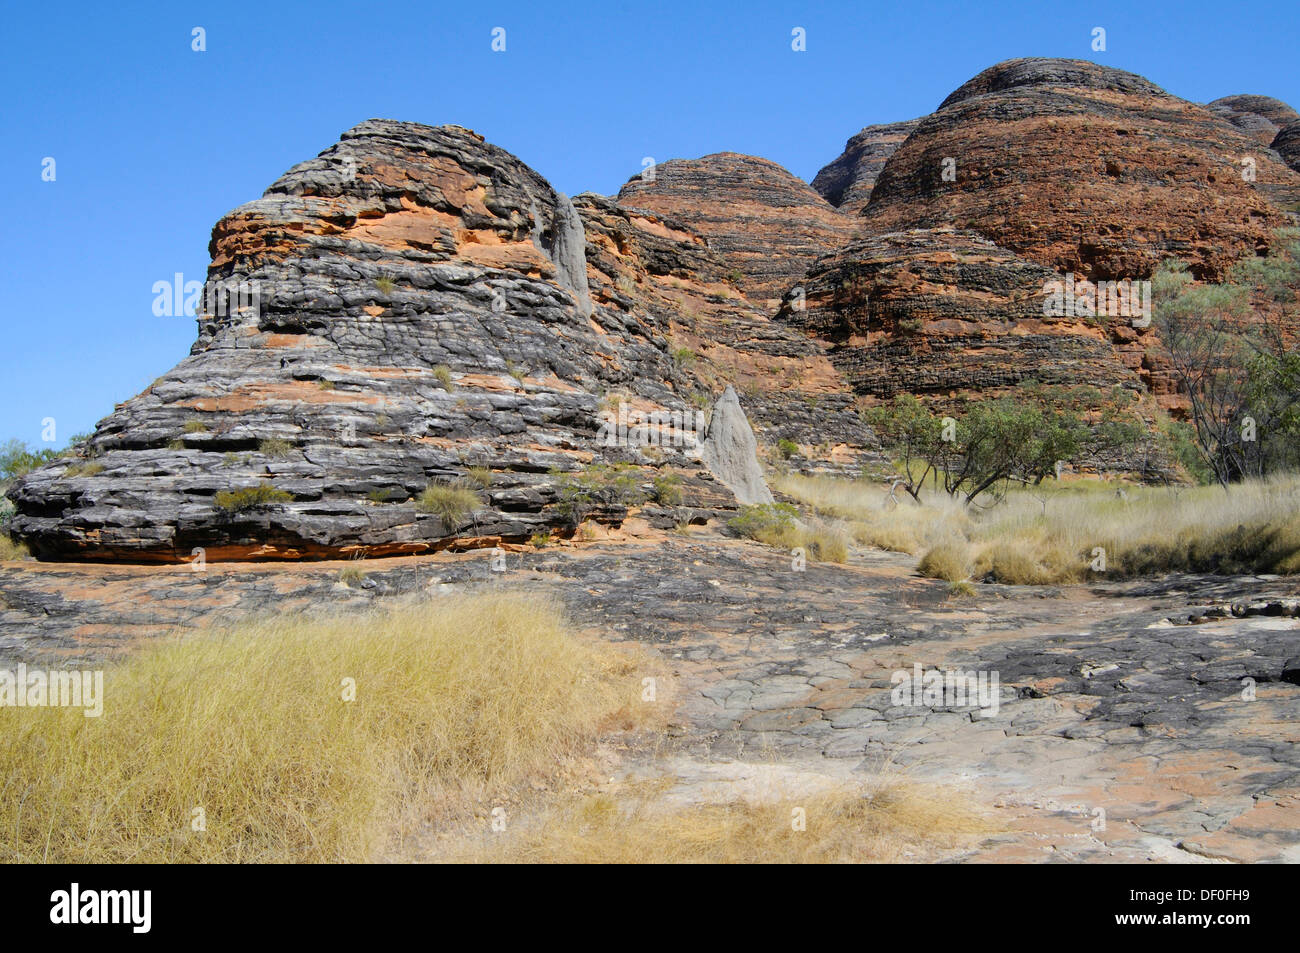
[2,0,1297,446]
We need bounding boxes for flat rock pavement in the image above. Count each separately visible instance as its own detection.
[2,525,1297,863]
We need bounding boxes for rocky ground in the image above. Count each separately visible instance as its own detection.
[4,523,1297,863]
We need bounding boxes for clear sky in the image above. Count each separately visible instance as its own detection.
[2,0,1297,446]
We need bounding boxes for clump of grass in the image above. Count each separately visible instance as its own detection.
[974,540,1079,586]
[338,565,367,586]
[917,540,973,583]
[258,438,294,459]
[166,438,186,451]
[0,593,648,863]
[366,489,393,504]
[803,520,850,563]
[0,535,31,560]
[63,462,105,478]
[529,530,552,548]
[214,482,294,512]
[183,420,209,433]
[317,380,335,391]
[416,480,481,528]
[433,366,454,391]
[373,276,395,294]
[505,360,526,382]
[466,466,493,490]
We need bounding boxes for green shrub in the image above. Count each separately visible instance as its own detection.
[777,439,799,460]
[0,440,58,482]
[530,530,553,548]
[728,503,800,545]
[651,473,683,506]
[214,483,294,512]
[258,438,294,459]
[554,464,646,525]
[183,420,209,433]
[670,347,696,369]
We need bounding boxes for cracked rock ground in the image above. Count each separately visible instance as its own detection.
[3,523,1296,863]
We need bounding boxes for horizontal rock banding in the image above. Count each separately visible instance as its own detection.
[616,152,859,304]
[862,58,1300,282]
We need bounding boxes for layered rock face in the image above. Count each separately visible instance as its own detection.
[770,59,1300,472]
[576,193,878,465]
[616,153,858,304]
[810,119,922,213]
[862,58,1300,281]
[9,121,879,562]
[1208,95,1300,146]
[7,122,754,561]
[777,228,1157,399]
[1273,122,1300,176]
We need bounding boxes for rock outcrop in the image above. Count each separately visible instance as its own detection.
[861,58,1300,281]
[14,59,1300,560]
[616,153,858,305]
[776,228,1149,398]
[1273,122,1300,176]
[699,386,774,505]
[7,121,878,562]
[576,192,879,467]
[1208,95,1300,147]
[7,122,741,561]
[811,119,922,213]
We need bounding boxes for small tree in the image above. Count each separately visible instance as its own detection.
[865,395,1088,505]
[1154,232,1300,487]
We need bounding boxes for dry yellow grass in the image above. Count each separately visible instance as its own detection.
[445,777,991,863]
[771,472,969,556]
[0,534,29,560]
[0,592,651,863]
[728,502,853,563]
[776,472,1300,584]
